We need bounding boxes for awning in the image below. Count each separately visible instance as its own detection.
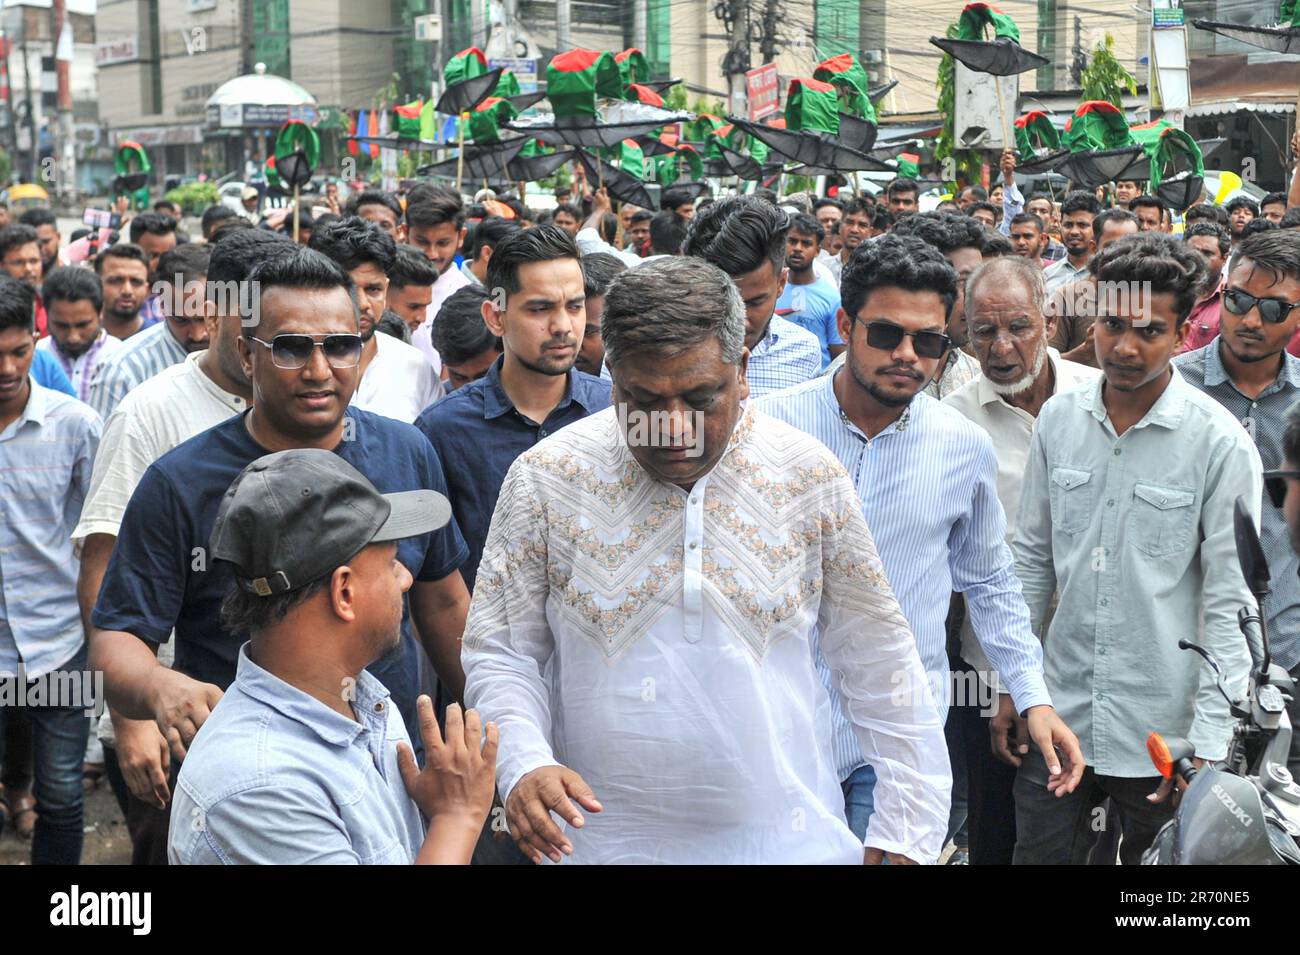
[1184,100,1295,118]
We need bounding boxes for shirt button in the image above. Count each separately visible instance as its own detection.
[688,541,698,550]
[689,496,698,505]
[1113,448,1121,456]
[1100,598,1108,607]
[1107,498,1115,507]
[538,429,548,438]
[373,702,384,713]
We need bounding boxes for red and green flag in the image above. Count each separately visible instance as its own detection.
[655,143,703,185]
[466,97,518,144]
[813,53,877,122]
[897,152,920,178]
[626,83,665,107]
[1129,118,1203,190]
[603,138,647,180]
[1064,100,1134,152]
[445,47,488,86]
[784,78,840,135]
[493,70,521,99]
[615,48,651,88]
[957,2,1020,41]
[1014,110,1061,155]
[391,100,424,140]
[546,49,624,118]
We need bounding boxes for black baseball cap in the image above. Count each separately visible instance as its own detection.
[210,448,451,597]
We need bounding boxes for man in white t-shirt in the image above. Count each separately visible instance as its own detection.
[309,216,442,423]
[73,227,292,865]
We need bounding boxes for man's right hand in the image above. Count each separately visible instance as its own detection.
[990,692,1030,766]
[1000,147,1016,186]
[506,764,603,864]
[113,712,171,809]
[149,668,223,763]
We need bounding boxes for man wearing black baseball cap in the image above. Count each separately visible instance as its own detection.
[168,449,497,864]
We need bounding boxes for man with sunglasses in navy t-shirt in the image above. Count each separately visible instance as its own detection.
[90,247,471,774]
[1177,230,1300,778]
[758,234,1081,848]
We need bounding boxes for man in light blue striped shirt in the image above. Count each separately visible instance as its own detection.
[88,244,210,419]
[683,195,822,397]
[759,235,1082,841]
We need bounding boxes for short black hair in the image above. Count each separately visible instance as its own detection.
[156,244,210,287]
[405,185,465,230]
[1061,190,1103,218]
[886,177,919,199]
[813,197,844,213]
[1260,192,1288,211]
[0,224,39,259]
[308,215,397,274]
[376,309,412,343]
[19,208,56,229]
[154,199,181,215]
[1226,196,1260,217]
[598,212,618,246]
[210,218,253,242]
[128,212,178,243]
[388,244,440,289]
[1184,203,1230,228]
[431,284,500,364]
[484,225,580,302]
[958,184,988,202]
[244,246,356,336]
[467,216,522,261]
[980,232,1014,257]
[1128,194,1167,218]
[1089,232,1206,328]
[344,189,403,223]
[787,212,824,243]
[1011,212,1044,233]
[201,204,238,239]
[752,187,779,206]
[93,241,149,274]
[208,228,295,286]
[630,209,654,226]
[1183,222,1230,257]
[1092,207,1139,242]
[968,200,999,221]
[660,186,697,213]
[870,206,894,231]
[649,210,688,256]
[1241,218,1279,240]
[891,211,985,254]
[581,251,627,297]
[1280,207,1300,230]
[840,233,957,322]
[553,202,581,222]
[0,275,34,333]
[683,195,787,276]
[1228,228,1300,284]
[842,198,873,219]
[42,266,102,315]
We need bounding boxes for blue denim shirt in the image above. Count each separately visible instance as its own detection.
[169,644,425,864]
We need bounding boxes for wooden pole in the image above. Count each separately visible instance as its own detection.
[455,111,468,191]
[293,183,300,242]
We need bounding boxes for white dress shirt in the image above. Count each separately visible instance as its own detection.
[463,406,951,863]
[351,333,443,424]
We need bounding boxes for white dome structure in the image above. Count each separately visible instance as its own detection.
[206,63,317,110]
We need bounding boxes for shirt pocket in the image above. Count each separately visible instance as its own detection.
[1130,482,1198,559]
[1049,466,1094,535]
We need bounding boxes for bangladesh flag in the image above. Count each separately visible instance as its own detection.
[685,112,725,143]
[445,47,488,86]
[493,70,521,99]
[466,97,518,144]
[655,143,703,185]
[546,49,625,118]
[897,152,920,178]
[814,53,877,122]
[784,78,840,134]
[1064,100,1134,152]
[615,48,651,88]
[1129,119,1203,189]
[391,100,423,140]
[1014,111,1060,155]
[957,2,1020,41]
[626,83,665,107]
[604,138,647,180]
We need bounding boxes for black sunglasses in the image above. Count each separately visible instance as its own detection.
[854,318,952,360]
[249,333,364,370]
[1222,289,1300,325]
[1264,470,1300,508]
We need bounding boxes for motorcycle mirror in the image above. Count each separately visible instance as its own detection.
[1234,495,1270,601]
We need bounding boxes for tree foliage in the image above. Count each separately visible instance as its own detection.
[1080,33,1137,109]
[934,20,983,193]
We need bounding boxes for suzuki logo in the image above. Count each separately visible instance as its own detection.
[1211,782,1254,828]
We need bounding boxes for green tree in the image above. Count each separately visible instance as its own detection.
[934,21,983,193]
[1080,33,1137,109]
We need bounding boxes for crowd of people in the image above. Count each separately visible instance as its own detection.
[1,138,1299,865]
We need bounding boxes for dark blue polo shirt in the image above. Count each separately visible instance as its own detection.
[92,408,469,747]
[414,356,611,591]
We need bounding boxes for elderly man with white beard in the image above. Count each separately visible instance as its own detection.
[942,255,1100,864]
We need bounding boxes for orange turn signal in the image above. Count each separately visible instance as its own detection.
[1147,732,1174,779]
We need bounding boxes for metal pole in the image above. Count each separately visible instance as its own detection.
[633,0,647,53]
[455,111,466,191]
[54,0,75,202]
[293,183,300,241]
[20,26,36,183]
[557,0,571,51]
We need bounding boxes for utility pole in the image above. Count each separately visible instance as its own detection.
[53,0,75,202]
[19,10,35,183]
[558,0,572,51]
[632,0,646,51]
[1071,15,1085,87]
[718,0,750,117]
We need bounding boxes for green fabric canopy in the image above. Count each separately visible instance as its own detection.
[615,48,651,87]
[1064,100,1135,152]
[444,47,488,86]
[466,97,518,144]
[957,2,1020,41]
[1014,110,1061,155]
[813,53,878,122]
[1129,119,1204,189]
[546,49,625,118]
[784,78,840,134]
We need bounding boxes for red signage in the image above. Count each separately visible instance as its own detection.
[746,64,780,120]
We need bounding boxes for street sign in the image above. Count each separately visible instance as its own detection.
[1152,8,1185,29]
[746,64,779,120]
[489,57,538,93]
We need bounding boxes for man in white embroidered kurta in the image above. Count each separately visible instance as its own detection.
[462,404,951,864]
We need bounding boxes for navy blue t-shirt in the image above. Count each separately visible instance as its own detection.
[414,356,611,592]
[92,408,469,745]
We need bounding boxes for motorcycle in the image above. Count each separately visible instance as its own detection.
[1142,496,1300,864]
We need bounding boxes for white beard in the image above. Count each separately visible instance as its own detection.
[988,339,1048,397]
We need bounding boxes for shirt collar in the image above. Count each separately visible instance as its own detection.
[481,354,588,420]
[822,366,914,440]
[233,643,386,748]
[14,375,48,428]
[1204,336,1300,391]
[1079,362,1189,430]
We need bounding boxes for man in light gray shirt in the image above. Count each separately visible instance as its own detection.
[1012,233,1262,865]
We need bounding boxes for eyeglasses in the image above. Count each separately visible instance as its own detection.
[1263,469,1300,508]
[248,333,364,370]
[1222,289,1300,325]
[854,318,952,359]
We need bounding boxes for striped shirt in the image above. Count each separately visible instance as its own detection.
[87,321,188,420]
[1175,339,1300,669]
[746,315,822,398]
[757,371,1051,779]
[36,329,123,404]
[0,380,101,678]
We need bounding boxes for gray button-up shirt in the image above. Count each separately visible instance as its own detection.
[169,645,425,864]
[1175,338,1300,669]
[1013,365,1263,776]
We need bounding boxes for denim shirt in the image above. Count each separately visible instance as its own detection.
[169,645,424,864]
